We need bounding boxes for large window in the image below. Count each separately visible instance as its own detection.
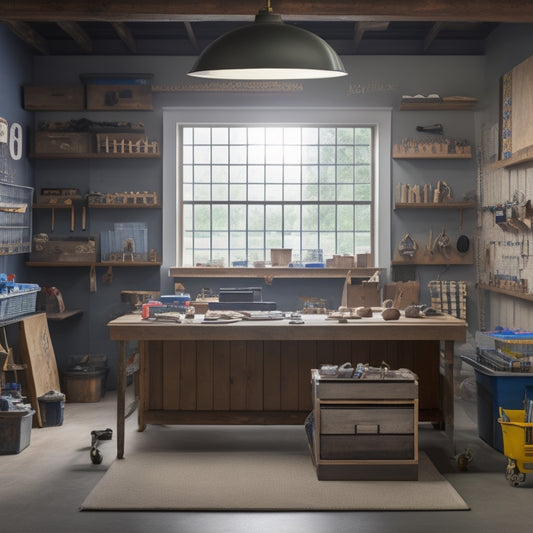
[181,125,373,267]
[161,107,391,273]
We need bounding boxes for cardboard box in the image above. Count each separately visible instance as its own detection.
[341,279,381,307]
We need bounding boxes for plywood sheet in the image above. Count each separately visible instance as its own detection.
[511,54,533,154]
[19,314,61,427]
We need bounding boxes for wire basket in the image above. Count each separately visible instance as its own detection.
[0,287,39,321]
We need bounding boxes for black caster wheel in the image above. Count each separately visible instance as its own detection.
[506,459,526,487]
[90,428,113,465]
[90,447,103,465]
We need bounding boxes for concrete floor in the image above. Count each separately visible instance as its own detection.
[1,372,533,533]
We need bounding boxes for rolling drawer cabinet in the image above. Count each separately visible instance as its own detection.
[310,368,419,480]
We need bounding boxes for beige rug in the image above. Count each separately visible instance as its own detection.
[81,426,468,511]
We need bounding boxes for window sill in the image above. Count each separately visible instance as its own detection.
[169,267,380,279]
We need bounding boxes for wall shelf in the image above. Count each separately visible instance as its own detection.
[399,100,478,111]
[393,153,472,160]
[394,202,476,210]
[169,267,379,279]
[486,145,533,170]
[27,261,161,267]
[478,283,533,302]
[29,152,160,159]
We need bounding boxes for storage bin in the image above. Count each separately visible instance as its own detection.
[38,391,65,427]
[0,410,35,454]
[462,356,533,451]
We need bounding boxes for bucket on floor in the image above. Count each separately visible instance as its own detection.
[62,369,106,402]
[38,390,65,426]
[0,409,35,454]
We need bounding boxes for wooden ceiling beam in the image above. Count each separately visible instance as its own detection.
[1,0,533,23]
[56,21,92,52]
[183,21,199,51]
[424,21,444,51]
[2,20,49,54]
[111,22,137,52]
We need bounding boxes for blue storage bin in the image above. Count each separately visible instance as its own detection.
[462,356,533,452]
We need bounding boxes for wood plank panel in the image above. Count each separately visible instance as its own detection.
[230,340,247,410]
[147,340,163,410]
[245,341,263,410]
[263,341,281,411]
[179,341,196,410]
[280,341,299,410]
[316,340,334,368]
[413,340,440,411]
[333,340,352,366]
[213,341,230,410]
[162,341,180,410]
[298,341,317,411]
[196,341,214,410]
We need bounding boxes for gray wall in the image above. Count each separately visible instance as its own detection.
[26,52,486,387]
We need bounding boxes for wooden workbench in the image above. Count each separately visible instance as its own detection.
[107,312,466,458]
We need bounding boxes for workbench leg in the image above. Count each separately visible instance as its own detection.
[442,340,455,454]
[117,340,126,459]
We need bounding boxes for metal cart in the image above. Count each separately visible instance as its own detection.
[498,407,533,486]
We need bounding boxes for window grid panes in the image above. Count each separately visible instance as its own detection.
[181,126,373,267]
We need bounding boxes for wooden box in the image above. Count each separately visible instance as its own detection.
[30,234,96,262]
[23,85,85,111]
[86,85,152,110]
[35,131,93,154]
[341,280,381,307]
[310,369,419,481]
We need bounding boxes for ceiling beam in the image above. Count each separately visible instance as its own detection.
[56,21,92,52]
[424,21,443,51]
[183,21,199,51]
[353,21,389,52]
[110,22,137,52]
[1,0,533,23]
[2,20,49,54]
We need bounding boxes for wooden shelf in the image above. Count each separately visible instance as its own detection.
[399,100,478,111]
[486,145,533,170]
[393,153,472,160]
[27,261,161,267]
[478,283,533,302]
[394,202,476,210]
[46,309,83,321]
[169,267,380,279]
[33,203,161,209]
[29,152,160,159]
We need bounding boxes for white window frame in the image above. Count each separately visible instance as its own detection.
[161,107,391,280]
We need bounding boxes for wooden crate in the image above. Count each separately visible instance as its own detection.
[23,85,84,110]
[35,131,93,154]
[30,234,96,262]
[86,84,152,110]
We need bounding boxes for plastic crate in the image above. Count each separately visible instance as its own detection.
[0,287,39,321]
[462,356,533,452]
[484,331,533,358]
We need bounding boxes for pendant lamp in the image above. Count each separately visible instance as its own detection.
[188,1,347,80]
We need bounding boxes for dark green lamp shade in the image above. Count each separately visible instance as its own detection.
[188,12,347,80]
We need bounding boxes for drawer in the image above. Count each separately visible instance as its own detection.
[320,434,415,460]
[320,405,414,435]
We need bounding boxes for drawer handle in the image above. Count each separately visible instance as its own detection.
[355,424,380,434]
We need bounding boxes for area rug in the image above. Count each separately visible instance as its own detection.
[81,442,468,511]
